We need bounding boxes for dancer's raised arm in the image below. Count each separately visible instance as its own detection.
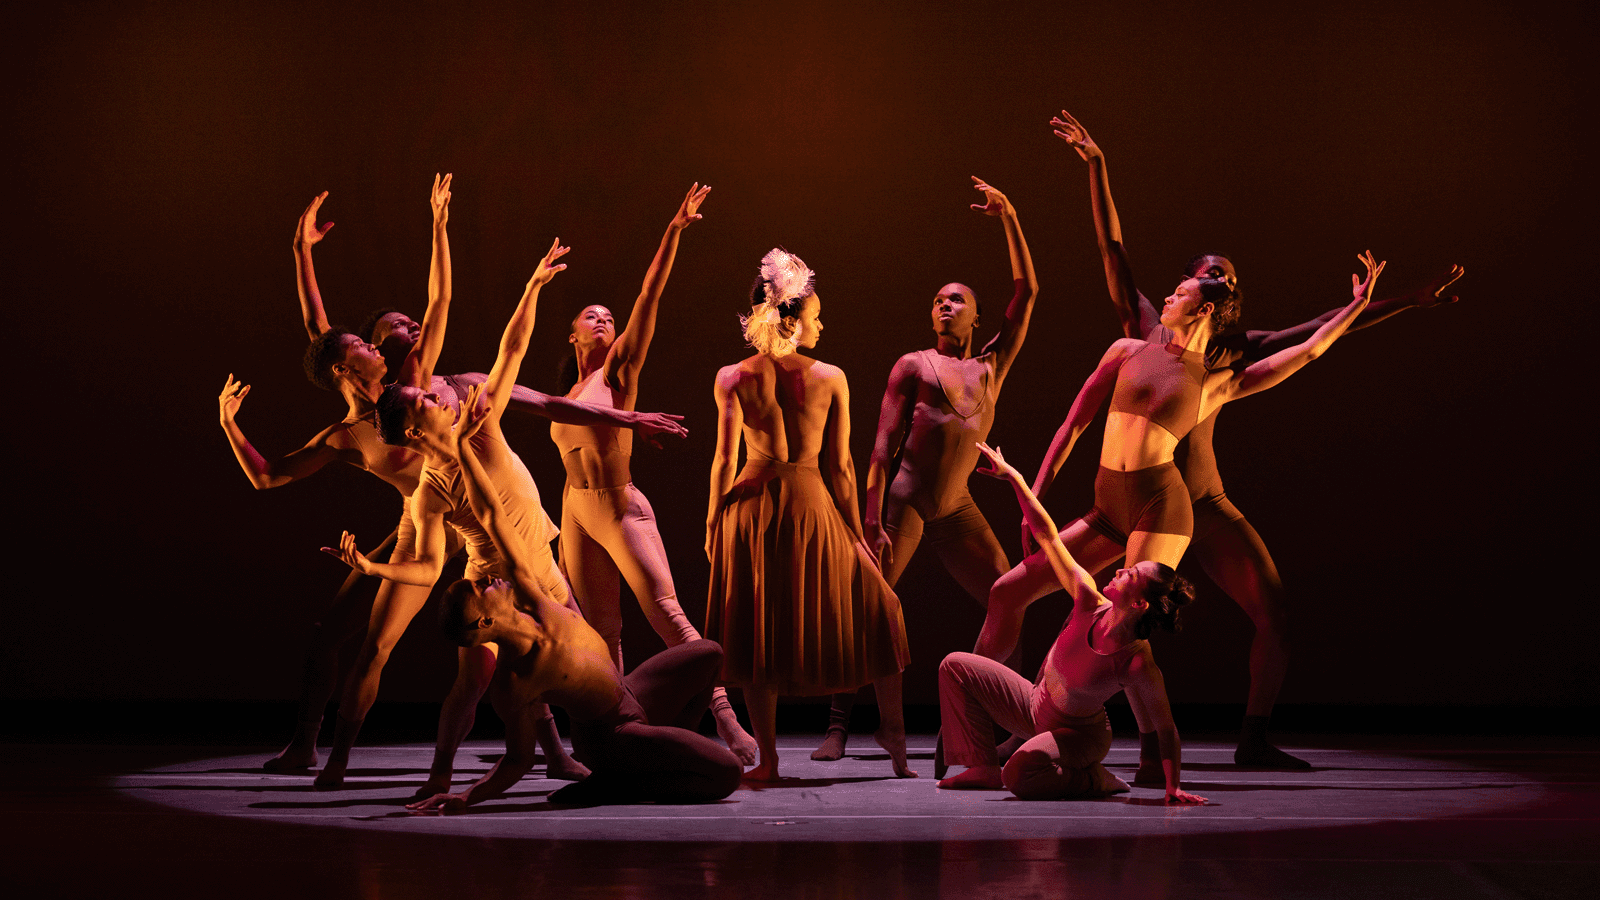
[1226,264,1464,359]
[293,192,336,339]
[476,238,570,431]
[609,183,711,390]
[1206,252,1384,408]
[976,443,1098,613]
[398,173,455,387]
[1052,111,1151,340]
[219,374,357,488]
[969,178,1040,386]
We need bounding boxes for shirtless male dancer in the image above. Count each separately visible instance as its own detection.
[812,176,1039,761]
[322,237,582,791]
[222,179,682,783]
[407,390,742,811]
[1050,110,1464,770]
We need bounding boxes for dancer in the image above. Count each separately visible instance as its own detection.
[407,392,742,811]
[1050,109,1463,769]
[939,444,1205,804]
[813,176,1040,761]
[222,179,684,775]
[551,184,758,763]
[705,249,915,782]
[976,250,1385,668]
[320,238,585,791]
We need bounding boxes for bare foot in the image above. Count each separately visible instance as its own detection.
[545,754,591,782]
[717,712,760,766]
[1086,763,1131,796]
[875,727,918,778]
[810,728,847,761]
[263,745,317,773]
[411,775,453,800]
[937,765,1003,790]
[742,759,781,783]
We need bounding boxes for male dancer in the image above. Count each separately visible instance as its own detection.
[407,388,742,811]
[813,177,1040,761]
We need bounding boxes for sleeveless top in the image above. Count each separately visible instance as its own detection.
[550,369,631,458]
[1037,604,1149,717]
[1107,342,1206,440]
[416,429,558,579]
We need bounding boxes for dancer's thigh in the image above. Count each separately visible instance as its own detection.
[1190,500,1285,629]
[1126,531,1190,569]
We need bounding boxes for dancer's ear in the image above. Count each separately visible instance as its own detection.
[474,616,494,632]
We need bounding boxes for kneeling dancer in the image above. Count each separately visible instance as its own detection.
[409,391,742,810]
[938,444,1205,803]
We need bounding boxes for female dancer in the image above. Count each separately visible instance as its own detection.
[223,179,683,777]
[975,250,1384,666]
[939,444,1205,804]
[1050,109,1462,769]
[551,184,758,763]
[705,249,915,782]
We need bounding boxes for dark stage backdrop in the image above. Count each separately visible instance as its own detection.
[5,1,1589,713]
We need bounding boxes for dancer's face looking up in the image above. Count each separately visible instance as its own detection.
[371,311,422,349]
[1103,560,1162,610]
[1160,279,1215,329]
[931,283,978,337]
[570,305,616,352]
[333,334,387,382]
[392,385,455,443]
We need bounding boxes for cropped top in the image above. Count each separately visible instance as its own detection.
[1107,342,1206,441]
[550,369,631,458]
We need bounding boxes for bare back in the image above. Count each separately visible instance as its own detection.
[726,353,839,464]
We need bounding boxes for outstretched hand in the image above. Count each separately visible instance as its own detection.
[670,182,712,230]
[970,177,1010,217]
[453,383,490,446]
[1050,110,1101,161]
[1414,264,1465,308]
[1352,250,1387,302]
[320,530,372,574]
[219,373,250,424]
[294,192,334,248]
[631,411,689,448]
[974,442,1019,480]
[527,238,571,289]
[406,792,468,815]
[430,173,453,225]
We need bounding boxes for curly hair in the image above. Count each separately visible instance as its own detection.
[1185,254,1242,333]
[302,329,356,392]
[1134,563,1197,640]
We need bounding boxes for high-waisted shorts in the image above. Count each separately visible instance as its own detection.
[1082,462,1193,545]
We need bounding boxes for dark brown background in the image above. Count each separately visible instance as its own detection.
[5,0,1588,713]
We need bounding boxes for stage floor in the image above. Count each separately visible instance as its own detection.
[7,733,1597,898]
